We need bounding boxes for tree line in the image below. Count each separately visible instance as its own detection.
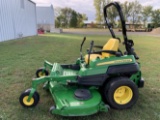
[55,1,160,28]
[94,0,160,28]
[55,7,88,28]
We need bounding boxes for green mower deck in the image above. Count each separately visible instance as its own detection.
[49,82,108,116]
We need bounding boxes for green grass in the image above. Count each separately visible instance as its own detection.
[0,33,160,120]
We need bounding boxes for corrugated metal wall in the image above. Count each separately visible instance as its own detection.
[36,5,54,24]
[0,0,37,42]
[36,4,55,31]
[0,0,15,41]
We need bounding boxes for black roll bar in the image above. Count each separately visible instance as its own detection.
[103,2,133,55]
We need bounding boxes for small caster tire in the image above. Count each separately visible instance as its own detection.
[36,68,49,78]
[49,105,56,114]
[19,90,40,108]
[24,88,40,101]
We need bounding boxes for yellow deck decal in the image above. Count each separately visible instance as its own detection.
[97,59,132,66]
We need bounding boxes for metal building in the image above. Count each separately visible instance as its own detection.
[36,4,55,32]
[0,0,37,42]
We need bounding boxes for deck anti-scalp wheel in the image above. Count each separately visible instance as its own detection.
[19,89,40,108]
[103,77,138,109]
[36,68,49,78]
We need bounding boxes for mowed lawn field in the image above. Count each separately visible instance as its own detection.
[0,33,160,120]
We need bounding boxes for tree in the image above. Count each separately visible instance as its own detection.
[54,7,62,18]
[141,6,153,28]
[70,11,78,27]
[76,13,83,28]
[94,0,120,27]
[107,4,118,26]
[130,0,142,28]
[94,0,111,23]
[151,9,160,28]
[55,19,60,28]
[82,14,88,21]
[56,14,65,28]
[61,7,73,28]
[122,1,134,22]
[55,7,88,28]
[94,0,103,23]
[76,13,87,28]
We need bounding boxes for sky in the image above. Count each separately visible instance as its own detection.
[32,0,160,21]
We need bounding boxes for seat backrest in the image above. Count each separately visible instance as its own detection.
[102,38,119,58]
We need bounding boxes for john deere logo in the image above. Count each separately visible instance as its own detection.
[97,59,132,66]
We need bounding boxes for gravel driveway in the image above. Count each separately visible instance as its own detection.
[62,29,160,37]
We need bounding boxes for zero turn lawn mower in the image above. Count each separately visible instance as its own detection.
[19,2,144,116]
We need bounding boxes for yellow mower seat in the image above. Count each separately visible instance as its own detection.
[85,38,119,63]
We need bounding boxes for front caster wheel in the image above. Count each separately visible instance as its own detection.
[36,68,49,78]
[19,90,40,108]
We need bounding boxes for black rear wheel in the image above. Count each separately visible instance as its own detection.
[103,77,138,109]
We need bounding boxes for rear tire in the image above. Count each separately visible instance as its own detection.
[103,77,138,109]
